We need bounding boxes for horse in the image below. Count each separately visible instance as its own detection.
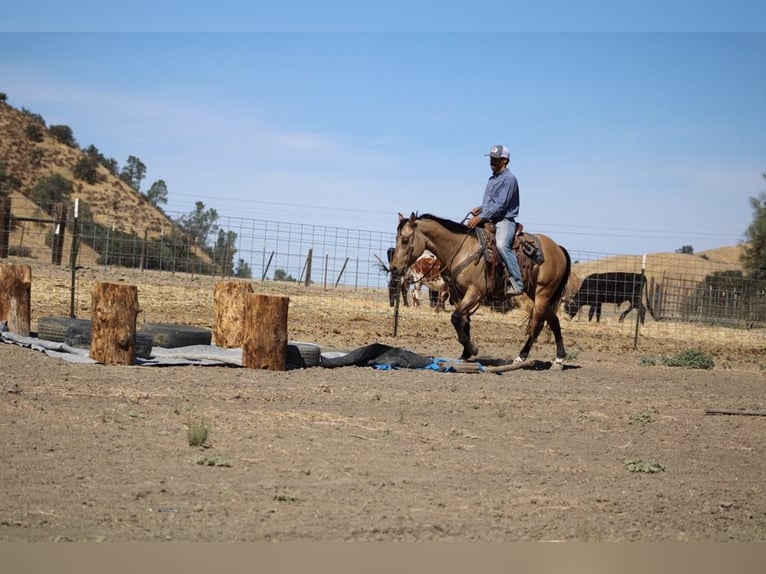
[406,251,449,312]
[388,212,572,368]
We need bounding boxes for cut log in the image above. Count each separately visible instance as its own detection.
[242,293,289,370]
[213,280,254,348]
[0,263,32,336]
[90,281,140,365]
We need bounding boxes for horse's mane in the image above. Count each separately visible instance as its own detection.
[418,213,470,234]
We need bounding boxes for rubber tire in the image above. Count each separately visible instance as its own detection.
[37,317,91,343]
[64,324,153,359]
[286,341,321,368]
[138,322,212,348]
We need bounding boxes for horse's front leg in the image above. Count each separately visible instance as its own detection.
[450,289,481,360]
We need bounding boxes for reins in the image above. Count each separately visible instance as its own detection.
[432,215,487,296]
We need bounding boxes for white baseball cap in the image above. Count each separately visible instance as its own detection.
[486,145,510,159]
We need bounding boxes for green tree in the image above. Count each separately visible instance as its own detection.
[212,228,238,276]
[30,173,73,213]
[73,155,102,185]
[675,245,694,255]
[0,93,7,102]
[48,124,77,147]
[273,268,295,282]
[742,180,766,274]
[119,155,147,191]
[235,258,252,279]
[84,145,118,176]
[25,123,44,142]
[175,201,219,249]
[145,179,169,208]
[0,163,22,196]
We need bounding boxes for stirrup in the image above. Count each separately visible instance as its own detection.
[505,278,524,297]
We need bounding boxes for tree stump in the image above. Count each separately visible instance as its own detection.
[90,281,140,365]
[242,293,289,370]
[213,280,254,348]
[0,263,32,336]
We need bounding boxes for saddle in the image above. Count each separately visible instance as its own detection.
[477,221,544,267]
[475,222,544,294]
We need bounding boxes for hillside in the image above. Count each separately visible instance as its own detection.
[0,99,193,264]
[572,244,747,286]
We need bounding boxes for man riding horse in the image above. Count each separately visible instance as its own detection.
[466,144,524,297]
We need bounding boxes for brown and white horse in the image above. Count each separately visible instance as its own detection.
[388,213,571,367]
[407,251,449,311]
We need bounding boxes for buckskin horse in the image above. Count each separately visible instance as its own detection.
[388,213,572,368]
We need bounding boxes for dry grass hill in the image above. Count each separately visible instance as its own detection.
[0,99,193,264]
[572,244,747,286]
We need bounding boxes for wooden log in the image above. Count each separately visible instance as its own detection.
[0,263,32,336]
[213,280,254,348]
[90,281,140,365]
[242,293,289,370]
[485,358,536,373]
[705,409,766,417]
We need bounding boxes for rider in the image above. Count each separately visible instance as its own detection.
[466,144,524,297]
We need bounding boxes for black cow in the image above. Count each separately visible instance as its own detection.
[563,272,656,324]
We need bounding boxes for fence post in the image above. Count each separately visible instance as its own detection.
[334,257,349,288]
[51,203,67,265]
[69,199,80,317]
[0,195,10,259]
[633,254,646,350]
[261,251,274,281]
[304,248,313,287]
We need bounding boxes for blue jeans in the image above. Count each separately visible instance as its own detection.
[495,219,523,286]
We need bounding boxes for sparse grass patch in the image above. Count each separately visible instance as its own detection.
[639,349,714,370]
[662,349,714,369]
[565,347,581,361]
[631,412,653,424]
[625,459,666,473]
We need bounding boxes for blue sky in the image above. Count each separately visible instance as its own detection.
[1,5,765,255]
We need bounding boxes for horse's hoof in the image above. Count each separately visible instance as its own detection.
[550,358,564,371]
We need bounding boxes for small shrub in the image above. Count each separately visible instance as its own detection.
[638,356,658,367]
[662,349,714,370]
[625,459,666,473]
[187,416,209,446]
[196,456,231,467]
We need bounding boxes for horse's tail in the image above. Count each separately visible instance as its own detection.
[550,245,572,311]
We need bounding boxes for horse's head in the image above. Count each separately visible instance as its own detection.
[389,212,427,277]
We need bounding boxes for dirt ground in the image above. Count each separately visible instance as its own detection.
[1,263,766,541]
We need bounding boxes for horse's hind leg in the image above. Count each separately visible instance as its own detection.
[545,310,567,367]
[517,305,567,368]
[516,309,546,362]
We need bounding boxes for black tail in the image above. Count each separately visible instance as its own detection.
[551,245,572,310]
[643,275,658,321]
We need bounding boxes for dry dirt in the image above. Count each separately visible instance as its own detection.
[1,262,766,541]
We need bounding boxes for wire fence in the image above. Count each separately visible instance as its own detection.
[2,196,765,347]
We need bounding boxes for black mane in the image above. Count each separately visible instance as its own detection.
[419,213,470,234]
